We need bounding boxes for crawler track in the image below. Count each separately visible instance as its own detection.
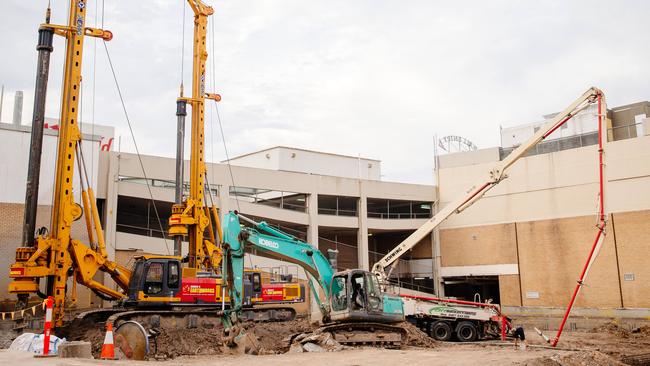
[317,322,407,348]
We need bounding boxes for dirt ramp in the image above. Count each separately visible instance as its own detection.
[591,321,631,339]
[399,321,438,348]
[525,350,626,366]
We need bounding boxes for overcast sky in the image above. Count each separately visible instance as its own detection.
[1,1,649,184]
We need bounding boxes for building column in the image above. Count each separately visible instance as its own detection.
[307,192,319,247]
[219,184,231,217]
[432,228,444,297]
[103,153,120,307]
[357,194,370,270]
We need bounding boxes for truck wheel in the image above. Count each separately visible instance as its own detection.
[455,321,478,342]
[429,321,453,341]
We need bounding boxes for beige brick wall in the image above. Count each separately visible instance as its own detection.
[439,211,650,309]
[440,223,517,266]
[612,210,650,308]
[411,235,432,259]
[498,274,522,306]
[0,203,99,308]
[516,215,621,308]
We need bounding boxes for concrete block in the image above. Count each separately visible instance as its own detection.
[57,341,93,359]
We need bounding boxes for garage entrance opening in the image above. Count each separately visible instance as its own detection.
[443,276,500,303]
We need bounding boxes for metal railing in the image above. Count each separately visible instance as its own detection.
[608,122,642,141]
[317,207,358,217]
[116,223,172,239]
[386,277,435,294]
[367,212,431,219]
[500,131,599,160]
[229,187,308,213]
[118,176,220,196]
[255,265,302,282]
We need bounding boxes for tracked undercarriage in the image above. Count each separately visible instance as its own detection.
[318,322,406,347]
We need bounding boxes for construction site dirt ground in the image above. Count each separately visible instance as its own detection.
[1,322,650,365]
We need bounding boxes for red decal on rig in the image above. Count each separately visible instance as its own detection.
[179,277,219,303]
[261,285,285,302]
[9,268,24,276]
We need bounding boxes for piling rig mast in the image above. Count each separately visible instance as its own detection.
[168,0,223,273]
[8,1,129,327]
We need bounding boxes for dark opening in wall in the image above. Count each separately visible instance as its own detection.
[116,195,172,239]
[443,275,500,303]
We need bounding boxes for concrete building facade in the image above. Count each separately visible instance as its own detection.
[97,150,436,288]
[436,101,650,314]
[225,146,381,181]
[0,127,436,304]
[1,99,649,318]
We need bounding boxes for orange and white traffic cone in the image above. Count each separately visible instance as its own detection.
[100,323,118,360]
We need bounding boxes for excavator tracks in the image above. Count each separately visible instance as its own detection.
[317,322,406,348]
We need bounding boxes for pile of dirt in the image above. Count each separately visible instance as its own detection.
[525,350,626,366]
[0,328,17,349]
[57,318,436,358]
[590,321,630,338]
[399,321,437,348]
[243,318,313,353]
[61,319,226,359]
[631,325,650,337]
[60,317,314,359]
[56,318,105,357]
[151,327,225,359]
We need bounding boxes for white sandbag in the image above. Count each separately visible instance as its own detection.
[31,334,66,355]
[9,333,37,352]
[9,332,66,355]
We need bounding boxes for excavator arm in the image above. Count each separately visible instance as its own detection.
[221,212,335,320]
[371,87,604,282]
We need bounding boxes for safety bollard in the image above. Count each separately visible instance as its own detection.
[34,296,56,358]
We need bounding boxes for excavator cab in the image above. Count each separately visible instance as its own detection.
[329,269,404,323]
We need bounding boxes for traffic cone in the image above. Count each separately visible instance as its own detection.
[100,323,117,360]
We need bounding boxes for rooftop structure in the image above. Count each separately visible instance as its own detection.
[226,146,381,180]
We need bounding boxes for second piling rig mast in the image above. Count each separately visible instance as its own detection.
[8,0,129,327]
[371,87,607,346]
[168,0,223,273]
